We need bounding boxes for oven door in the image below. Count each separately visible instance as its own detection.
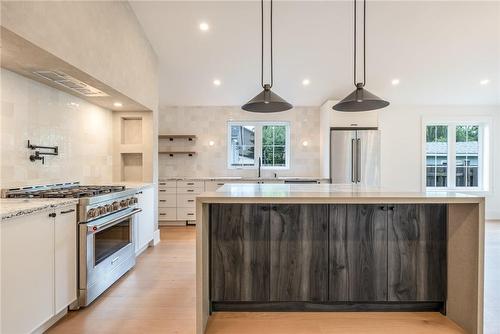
[80,208,141,291]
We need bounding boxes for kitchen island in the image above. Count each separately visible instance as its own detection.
[196,184,485,334]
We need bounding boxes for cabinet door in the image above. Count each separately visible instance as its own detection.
[329,205,349,301]
[54,205,78,312]
[137,186,155,251]
[211,204,270,301]
[1,211,55,334]
[388,204,446,301]
[270,204,329,301]
[346,205,388,301]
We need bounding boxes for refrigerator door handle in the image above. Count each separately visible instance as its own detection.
[351,138,356,183]
[357,138,361,182]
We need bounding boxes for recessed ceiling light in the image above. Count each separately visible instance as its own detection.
[302,79,310,86]
[213,79,221,86]
[113,102,123,108]
[480,79,490,86]
[391,79,400,86]
[199,22,209,31]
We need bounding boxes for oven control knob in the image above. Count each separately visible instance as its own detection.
[120,200,128,208]
[128,198,135,205]
[98,206,107,215]
[112,201,120,210]
[87,208,97,218]
[105,204,113,213]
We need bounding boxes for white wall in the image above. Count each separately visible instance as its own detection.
[378,104,500,219]
[1,69,113,188]
[158,106,320,178]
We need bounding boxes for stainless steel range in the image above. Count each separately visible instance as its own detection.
[2,182,142,308]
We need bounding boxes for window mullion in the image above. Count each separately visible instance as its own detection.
[255,124,262,168]
[449,125,456,189]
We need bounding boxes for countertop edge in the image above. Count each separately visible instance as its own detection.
[1,198,79,221]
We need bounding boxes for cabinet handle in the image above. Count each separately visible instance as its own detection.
[187,189,194,192]
[217,183,224,186]
[159,200,166,202]
[159,183,166,185]
[49,212,57,218]
[159,213,166,216]
[137,191,143,194]
[159,190,166,192]
[388,206,395,211]
[60,209,75,214]
[187,213,194,216]
[379,206,388,211]
[187,199,194,202]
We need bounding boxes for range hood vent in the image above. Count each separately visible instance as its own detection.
[33,70,109,97]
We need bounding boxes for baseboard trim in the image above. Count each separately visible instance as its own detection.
[33,307,69,334]
[153,229,161,245]
[211,301,445,313]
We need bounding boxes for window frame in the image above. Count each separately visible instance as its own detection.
[421,117,491,192]
[227,121,291,170]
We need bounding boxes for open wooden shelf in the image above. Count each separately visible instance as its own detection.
[159,134,197,141]
[159,151,197,157]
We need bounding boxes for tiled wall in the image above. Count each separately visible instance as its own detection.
[158,106,320,178]
[0,69,113,188]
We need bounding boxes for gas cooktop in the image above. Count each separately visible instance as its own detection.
[2,183,126,199]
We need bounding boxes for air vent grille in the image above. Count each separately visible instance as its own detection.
[33,71,109,97]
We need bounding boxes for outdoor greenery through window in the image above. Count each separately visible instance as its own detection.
[228,122,290,169]
[425,123,483,190]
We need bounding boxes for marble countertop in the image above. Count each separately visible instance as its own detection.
[1,198,79,221]
[196,184,485,204]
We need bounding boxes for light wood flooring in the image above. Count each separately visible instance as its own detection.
[48,222,500,334]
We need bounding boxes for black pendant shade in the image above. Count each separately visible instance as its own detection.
[334,0,389,112]
[333,83,389,112]
[242,84,293,113]
[242,0,292,113]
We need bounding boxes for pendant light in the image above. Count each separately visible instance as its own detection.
[242,0,292,113]
[333,0,389,112]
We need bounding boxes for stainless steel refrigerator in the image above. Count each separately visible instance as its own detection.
[329,128,380,186]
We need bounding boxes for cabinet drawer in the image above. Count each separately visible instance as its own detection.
[177,194,196,208]
[158,208,177,220]
[177,180,204,189]
[177,207,196,221]
[159,181,177,188]
[158,194,176,208]
[177,187,202,194]
[158,188,176,195]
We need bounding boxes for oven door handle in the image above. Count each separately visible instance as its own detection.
[88,208,142,233]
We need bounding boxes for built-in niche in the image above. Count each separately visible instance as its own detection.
[121,117,143,145]
[121,153,143,182]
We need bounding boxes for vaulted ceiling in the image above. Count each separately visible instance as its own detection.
[130,1,500,107]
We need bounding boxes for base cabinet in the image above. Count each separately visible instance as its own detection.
[211,204,270,301]
[1,204,77,334]
[210,203,447,309]
[270,205,329,301]
[136,186,155,253]
[387,204,446,302]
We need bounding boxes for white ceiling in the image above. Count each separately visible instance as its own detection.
[130,1,500,107]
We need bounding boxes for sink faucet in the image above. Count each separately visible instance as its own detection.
[258,157,261,178]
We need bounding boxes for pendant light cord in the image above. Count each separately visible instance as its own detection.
[353,0,366,87]
[261,0,273,89]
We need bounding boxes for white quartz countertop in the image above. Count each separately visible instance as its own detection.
[1,198,79,221]
[160,176,329,181]
[196,184,485,204]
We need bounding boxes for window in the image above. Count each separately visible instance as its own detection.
[228,122,290,169]
[424,120,490,191]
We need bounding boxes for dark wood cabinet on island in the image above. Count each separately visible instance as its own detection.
[210,203,446,311]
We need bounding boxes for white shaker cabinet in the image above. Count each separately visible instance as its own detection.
[1,210,55,334]
[54,205,77,313]
[1,204,78,334]
[136,185,155,254]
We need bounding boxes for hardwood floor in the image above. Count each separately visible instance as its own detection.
[48,222,500,334]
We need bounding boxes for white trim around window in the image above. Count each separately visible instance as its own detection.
[421,116,492,192]
[227,121,291,170]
